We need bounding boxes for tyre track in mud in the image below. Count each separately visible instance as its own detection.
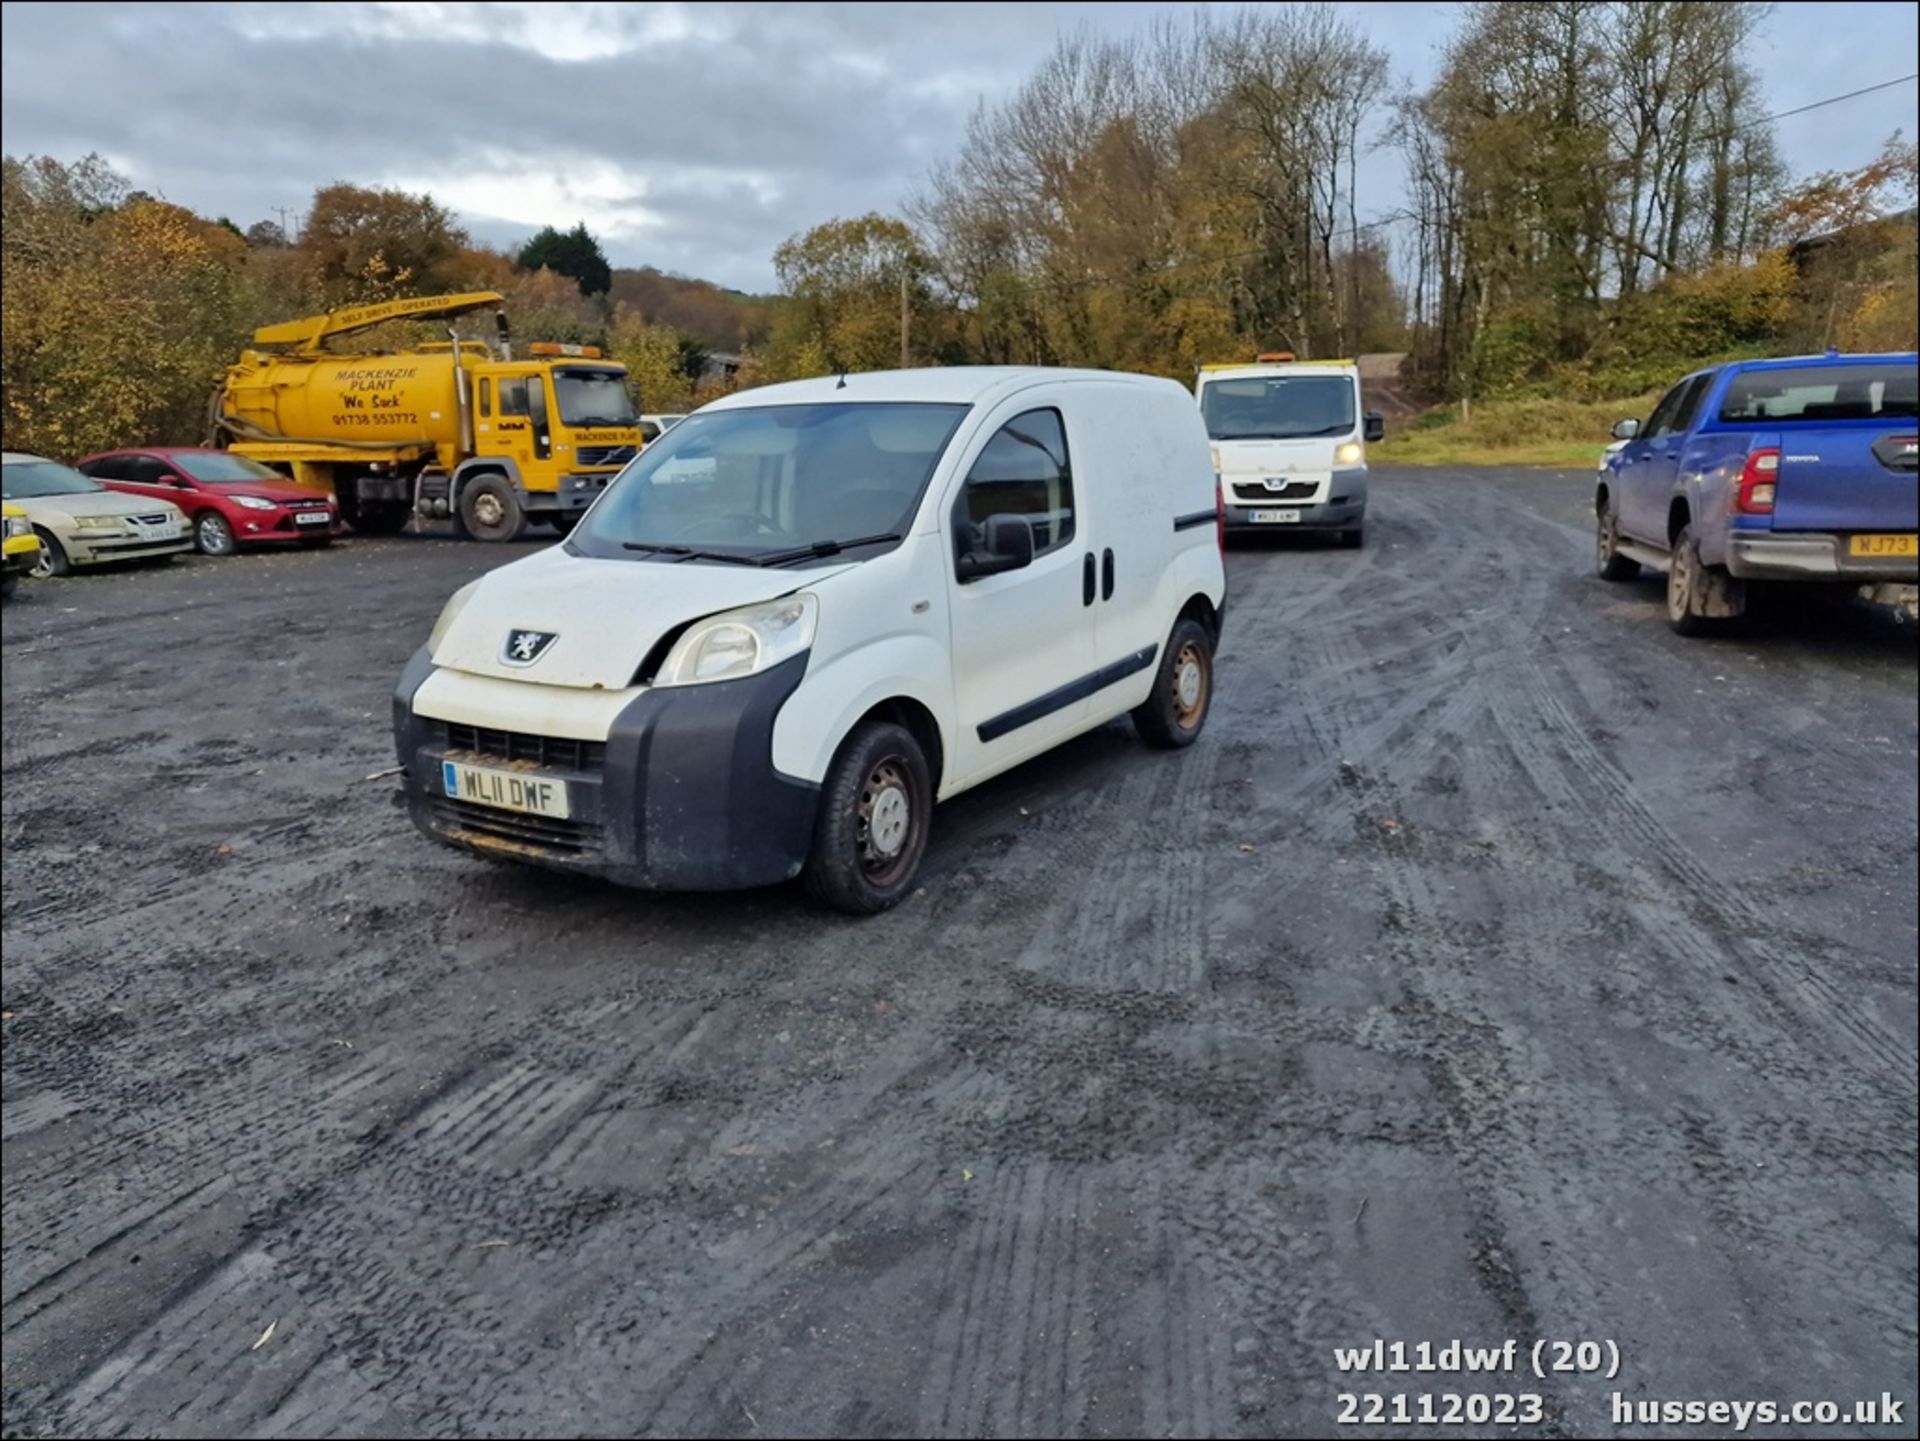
[3,474,1914,1437]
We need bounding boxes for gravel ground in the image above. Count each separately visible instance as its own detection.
[3,466,1915,1438]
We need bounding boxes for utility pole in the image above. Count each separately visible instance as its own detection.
[899,269,910,369]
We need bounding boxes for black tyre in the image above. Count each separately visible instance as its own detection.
[457,474,524,543]
[1132,616,1215,749]
[30,528,70,578]
[1596,498,1638,580]
[1339,526,1365,550]
[2,571,16,598]
[195,511,237,556]
[547,513,580,536]
[1666,523,1726,636]
[802,721,933,915]
[349,503,410,537]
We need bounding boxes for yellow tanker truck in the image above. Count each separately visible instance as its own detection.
[211,291,643,540]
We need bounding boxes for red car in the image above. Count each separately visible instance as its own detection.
[75,448,340,556]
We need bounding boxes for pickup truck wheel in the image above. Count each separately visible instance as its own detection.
[30,529,71,578]
[457,475,524,543]
[1132,617,1214,749]
[1666,523,1728,636]
[803,721,932,915]
[1595,501,1638,579]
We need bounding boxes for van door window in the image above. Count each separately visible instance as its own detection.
[956,408,1075,555]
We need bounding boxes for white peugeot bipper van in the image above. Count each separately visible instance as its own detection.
[394,368,1227,913]
[1196,354,1384,547]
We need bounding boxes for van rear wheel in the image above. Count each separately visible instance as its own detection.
[803,721,932,915]
[1132,617,1214,749]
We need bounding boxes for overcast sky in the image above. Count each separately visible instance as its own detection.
[3,1,1915,292]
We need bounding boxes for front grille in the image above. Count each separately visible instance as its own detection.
[576,444,637,468]
[1234,480,1317,503]
[429,796,602,854]
[435,721,606,772]
[131,513,176,526]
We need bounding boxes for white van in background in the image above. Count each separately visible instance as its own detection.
[1197,354,1384,548]
[395,367,1227,914]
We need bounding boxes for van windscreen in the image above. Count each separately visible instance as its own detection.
[1202,375,1356,440]
[573,401,970,564]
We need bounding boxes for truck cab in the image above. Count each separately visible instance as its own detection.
[1197,354,1384,548]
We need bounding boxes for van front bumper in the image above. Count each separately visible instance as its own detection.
[1225,497,1366,533]
[393,649,820,891]
[1726,532,1920,583]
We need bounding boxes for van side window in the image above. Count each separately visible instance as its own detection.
[956,408,1075,555]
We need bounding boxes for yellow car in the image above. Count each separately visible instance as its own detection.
[2,501,36,597]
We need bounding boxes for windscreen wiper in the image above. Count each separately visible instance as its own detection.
[622,541,693,556]
[756,532,905,567]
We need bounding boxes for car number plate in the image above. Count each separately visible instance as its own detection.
[442,760,571,819]
[1849,533,1917,557]
[1249,509,1302,524]
[294,509,330,526]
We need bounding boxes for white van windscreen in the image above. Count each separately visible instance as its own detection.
[574,401,970,563]
[1202,376,1356,440]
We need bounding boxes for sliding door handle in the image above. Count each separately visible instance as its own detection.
[1082,551,1096,606]
[1101,548,1115,601]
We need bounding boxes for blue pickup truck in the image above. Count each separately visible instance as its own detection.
[1595,352,1918,633]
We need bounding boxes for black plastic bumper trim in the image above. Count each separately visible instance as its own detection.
[1174,509,1215,531]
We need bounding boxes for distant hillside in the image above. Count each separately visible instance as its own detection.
[608,267,776,353]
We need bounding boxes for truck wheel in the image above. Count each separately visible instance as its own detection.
[195,512,237,556]
[547,514,580,536]
[350,503,410,537]
[458,476,524,543]
[1596,499,1638,579]
[1132,617,1214,749]
[31,529,71,578]
[1666,523,1733,636]
[803,721,932,915]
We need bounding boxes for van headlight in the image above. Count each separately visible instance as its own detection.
[657,594,817,687]
[428,579,479,652]
[1335,441,1364,466]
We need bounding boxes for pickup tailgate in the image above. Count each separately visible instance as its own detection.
[1771,427,1918,533]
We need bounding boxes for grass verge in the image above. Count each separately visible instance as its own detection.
[1374,391,1662,469]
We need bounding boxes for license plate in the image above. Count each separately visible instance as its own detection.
[1249,509,1302,524]
[1849,533,1917,557]
[294,510,330,527]
[442,760,571,819]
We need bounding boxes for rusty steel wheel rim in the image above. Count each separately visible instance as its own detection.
[472,491,507,529]
[857,757,915,881]
[1171,640,1209,729]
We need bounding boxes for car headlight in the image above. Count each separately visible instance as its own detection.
[657,594,817,687]
[1335,441,1364,466]
[428,579,480,653]
[232,495,277,511]
[73,515,124,530]
[3,515,29,539]
[1209,446,1222,473]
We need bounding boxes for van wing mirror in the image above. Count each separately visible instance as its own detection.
[1611,418,1641,440]
[956,512,1035,581]
[1363,411,1385,443]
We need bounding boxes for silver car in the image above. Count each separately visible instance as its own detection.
[0,452,192,576]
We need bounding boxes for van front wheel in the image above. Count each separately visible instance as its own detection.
[803,721,933,915]
[1133,618,1214,749]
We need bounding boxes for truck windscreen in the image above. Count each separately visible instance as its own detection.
[553,369,638,428]
[1203,375,1357,440]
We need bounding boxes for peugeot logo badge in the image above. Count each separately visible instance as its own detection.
[1262,477,1289,492]
[502,629,558,666]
